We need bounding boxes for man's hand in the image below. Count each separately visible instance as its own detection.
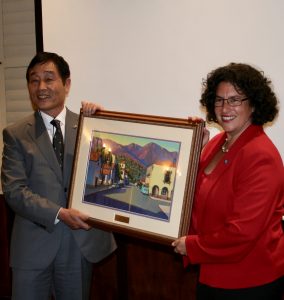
[81,101,104,116]
[171,236,187,256]
[58,208,91,230]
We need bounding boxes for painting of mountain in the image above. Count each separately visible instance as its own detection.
[136,142,178,166]
[101,138,179,167]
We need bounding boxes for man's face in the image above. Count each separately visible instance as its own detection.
[27,61,71,117]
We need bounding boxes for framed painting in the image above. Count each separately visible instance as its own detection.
[68,110,204,245]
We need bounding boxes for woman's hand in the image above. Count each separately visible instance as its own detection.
[81,101,104,116]
[171,236,187,256]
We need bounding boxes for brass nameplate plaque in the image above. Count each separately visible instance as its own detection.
[115,214,130,224]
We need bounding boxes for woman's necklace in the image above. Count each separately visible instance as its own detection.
[221,138,229,153]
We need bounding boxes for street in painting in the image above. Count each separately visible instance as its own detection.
[83,131,181,221]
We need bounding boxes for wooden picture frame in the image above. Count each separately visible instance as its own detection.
[68,110,204,245]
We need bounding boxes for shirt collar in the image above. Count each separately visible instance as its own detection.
[40,107,66,129]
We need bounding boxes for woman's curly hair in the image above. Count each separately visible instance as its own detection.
[200,63,279,125]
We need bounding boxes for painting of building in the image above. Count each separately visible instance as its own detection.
[145,160,176,200]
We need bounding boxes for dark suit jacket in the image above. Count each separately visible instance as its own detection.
[1,109,116,269]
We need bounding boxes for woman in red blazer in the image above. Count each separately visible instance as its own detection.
[172,63,284,299]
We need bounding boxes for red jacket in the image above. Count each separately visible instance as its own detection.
[184,125,284,288]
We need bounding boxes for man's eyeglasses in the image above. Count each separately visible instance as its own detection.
[214,97,248,107]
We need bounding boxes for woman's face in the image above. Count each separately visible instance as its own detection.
[214,81,254,139]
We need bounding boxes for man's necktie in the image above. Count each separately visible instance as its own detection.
[50,119,64,169]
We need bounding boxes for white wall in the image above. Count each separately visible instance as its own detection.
[42,0,284,158]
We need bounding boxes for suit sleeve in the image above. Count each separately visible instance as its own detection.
[185,149,284,264]
[1,127,60,233]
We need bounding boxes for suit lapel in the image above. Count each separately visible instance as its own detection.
[27,111,63,182]
[26,110,80,187]
[63,109,79,187]
[199,125,263,202]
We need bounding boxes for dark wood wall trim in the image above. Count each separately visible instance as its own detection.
[34,0,43,52]
[0,195,12,298]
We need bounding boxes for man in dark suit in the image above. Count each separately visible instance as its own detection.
[1,52,116,300]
